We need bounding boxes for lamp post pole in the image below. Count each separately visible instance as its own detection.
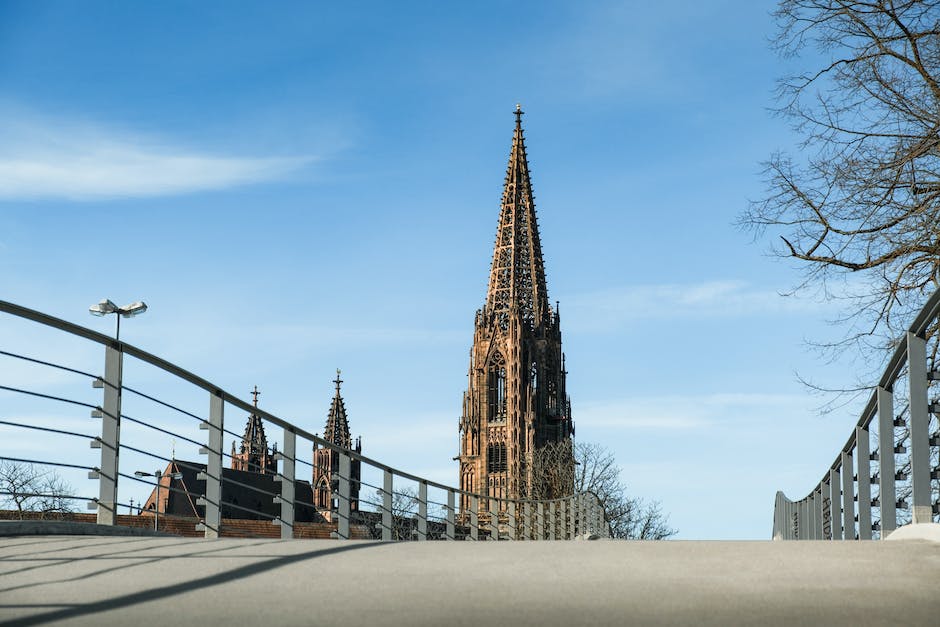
[154,470,163,532]
[137,468,181,533]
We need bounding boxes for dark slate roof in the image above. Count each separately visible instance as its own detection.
[158,460,324,523]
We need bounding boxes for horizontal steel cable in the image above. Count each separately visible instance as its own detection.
[119,413,205,450]
[0,385,97,410]
[119,469,279,522]
[121,385,205,424]
[0,455,95,472]
[117,471,205,504]
[0,490,94,502]
[0,349,97,379]
[0,420,95,441]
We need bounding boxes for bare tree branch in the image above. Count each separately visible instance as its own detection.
[573,442,676,540]
[741,0,940,390]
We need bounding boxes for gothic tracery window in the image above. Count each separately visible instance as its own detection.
[487,442,507,473]
[488,353,507,421]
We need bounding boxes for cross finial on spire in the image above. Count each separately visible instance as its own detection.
[334,369,343,393]
[514,103,524,125]
[251,385,260,407]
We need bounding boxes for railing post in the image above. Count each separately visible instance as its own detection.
[549,501,556,540]
[537,502,545,540]
[814,487,824,540]
[382,470,393,541]
[417,480,427,541]
[523,502,531,540]
[489,497,499,541]
[337,450,351,540]
[800,492,816,540]
[841,451,855,540]
[588,497,597,536]
[829,467,842,540]
[470,495,479,541]
[856,426,872,540]
[877,386,896,537]
[196,391,223,538]
[907,332,932,524]
[508,501,516,540]
[96,345,122,525]
[446,489,456,540]
[444,490,457,540]
[562,498,570,539]
[577,492,587,535]
[275,428,295,539]
[565,495,577,540]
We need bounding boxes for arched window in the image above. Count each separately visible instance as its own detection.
[487,442,507,473]
[488,353,507,421]
[315,477,329,510]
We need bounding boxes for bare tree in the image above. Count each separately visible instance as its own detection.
[527,439,575,500]
[574,442,676,540]
[366,486,418,540]
[0,460,77,519]
[742,1,940,380]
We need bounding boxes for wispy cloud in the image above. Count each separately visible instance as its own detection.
[576,392,813,432]
[566,280,826,332]
[0,109,314,200]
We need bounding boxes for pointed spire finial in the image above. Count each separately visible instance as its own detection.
[514,103,524,125]
[334,369,343,393]
[251,385,260,407]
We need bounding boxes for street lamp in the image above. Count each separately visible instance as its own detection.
[89,299,147,342]
[135,469,182,532]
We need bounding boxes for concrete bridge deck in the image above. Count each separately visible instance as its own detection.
[2,536,939,626]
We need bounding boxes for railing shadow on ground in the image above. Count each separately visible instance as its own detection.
[0,539,384,627]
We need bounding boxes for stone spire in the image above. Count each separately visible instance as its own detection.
[485,103,550,331]
[312,370,361,517]
[231,385,277,474]
[323,369,352,448]
[458,107,573,509]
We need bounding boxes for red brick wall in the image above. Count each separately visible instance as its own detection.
[0,510,371,539]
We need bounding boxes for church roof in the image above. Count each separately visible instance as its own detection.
[485,105,550,331]
[143,459,323,522]
[323,370,352,448]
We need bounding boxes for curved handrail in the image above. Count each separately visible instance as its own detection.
[0,299,605,530]
[774,288,940,539]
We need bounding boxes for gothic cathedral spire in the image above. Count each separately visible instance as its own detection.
[313,370,361,518]
[459,107,574,510]
[486,104,550,331]
[231,385,277,474]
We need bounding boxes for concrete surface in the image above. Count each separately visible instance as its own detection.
[1,536,939,626]
[885,522,940,543]
[0,521,172,538]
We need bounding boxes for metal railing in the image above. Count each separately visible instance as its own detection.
[773,289,940,540]
[0,299,608,540]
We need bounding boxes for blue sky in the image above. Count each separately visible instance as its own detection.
[0,1,870,539]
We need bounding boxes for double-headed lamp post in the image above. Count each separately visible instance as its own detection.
[135,469,182,532]
[89,299,147,341]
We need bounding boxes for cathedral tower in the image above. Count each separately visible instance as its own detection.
[458,106,574,510]
[313,370,361,519]
[231,386,278,475]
